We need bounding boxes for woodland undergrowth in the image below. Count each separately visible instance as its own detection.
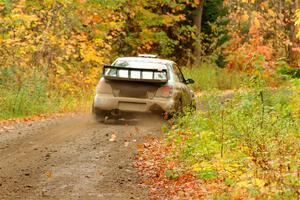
[137,72,300,199]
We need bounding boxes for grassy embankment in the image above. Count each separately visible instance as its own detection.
[182,64,250,91]
[163,67,300,198]
[0,70,92,120]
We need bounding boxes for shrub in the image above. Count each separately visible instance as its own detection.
[166,80,300,199]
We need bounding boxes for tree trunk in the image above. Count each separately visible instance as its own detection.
[287,0,299,66]
[193,0,205,66]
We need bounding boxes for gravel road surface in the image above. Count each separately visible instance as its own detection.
[0,114,163,200]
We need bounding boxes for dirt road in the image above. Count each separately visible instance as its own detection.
[0,114,163,200]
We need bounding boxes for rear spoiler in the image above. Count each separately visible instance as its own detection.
[103,65,168,83]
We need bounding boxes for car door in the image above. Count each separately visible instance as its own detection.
[172,64,192,108]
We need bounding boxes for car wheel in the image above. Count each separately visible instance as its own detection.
[190,99,197,111]
[93,112,107,122]
[92,102,107,122]
[177,99,184,114]
[171,98,183,118]
[92,109,106,122]
[163,112,173,120]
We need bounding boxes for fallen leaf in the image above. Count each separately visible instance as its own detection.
[109,134,117,142]
[136,144,144,152]
[143,143,150,148]
[46,171,53,178]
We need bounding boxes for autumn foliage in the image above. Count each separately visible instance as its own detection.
[0,0,203,119]
[1,1,299,114]
[137,79,300,199]
[0,1,300,199]
[223,1,300,76]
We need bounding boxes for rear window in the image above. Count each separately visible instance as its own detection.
[113,60,167,70]
[103,65,168,82]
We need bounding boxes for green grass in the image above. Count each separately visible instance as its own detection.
[182,63,251,91]
[0,70,92,120]
[165,80,300,199]
[0,89,91,120]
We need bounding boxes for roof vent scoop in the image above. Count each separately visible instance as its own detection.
[138,54,157,58]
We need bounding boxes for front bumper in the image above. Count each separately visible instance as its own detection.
[93,94,175,113]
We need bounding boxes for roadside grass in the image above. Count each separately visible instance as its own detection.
[0,87,92,120]
[182,63,287,91]
[164,79,300,199]
[0,70,92,120]
[182,64,250,91]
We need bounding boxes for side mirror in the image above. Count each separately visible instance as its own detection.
[185,78,195,84]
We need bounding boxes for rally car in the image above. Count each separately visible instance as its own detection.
[92,54,195,121]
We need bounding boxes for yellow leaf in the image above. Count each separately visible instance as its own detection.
[46,171,53,178]
[267,9,276,17]
[241,13,249,23]
[253,17,261,28]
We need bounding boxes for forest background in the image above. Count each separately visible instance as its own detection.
[0,0,299,118]
[1,1,300,198]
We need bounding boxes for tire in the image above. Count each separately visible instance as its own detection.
[190,99,197,111]
[177,99,184,115]
[92,102,107,122]
[163,112,173,120]
[169,98,183,119]
[93,112,106,122]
